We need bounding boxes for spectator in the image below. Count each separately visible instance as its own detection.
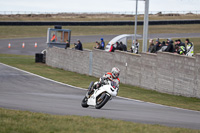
[122,42,127,51]
[74,39,83,51]
[165,38,174,53]
[65,40,70,49]
[148,39,154,53]
[131,39,139,54]
[185,38,194,56]
[118,42,124,51]
[177,39,186,54]
[109,44,115,52]
[100,38,105,50]
[94,41,102,49]
[161,41,167,51]
[177,46,186,55]
[174,40,179,52]
[153,39,162,52]
[116,42,120,50]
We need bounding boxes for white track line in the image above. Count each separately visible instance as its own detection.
[0,62,199,113]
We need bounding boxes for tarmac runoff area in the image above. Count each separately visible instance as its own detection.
[0,62,200,129]
[0,33,200,55]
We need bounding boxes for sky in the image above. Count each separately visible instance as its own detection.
[0,0,200,14]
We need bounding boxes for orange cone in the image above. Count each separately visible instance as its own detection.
[8,43,11,48]
[22,42,25,48]
[34,42,37,48]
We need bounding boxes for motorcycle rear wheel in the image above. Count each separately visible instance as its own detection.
[95,93,110,109]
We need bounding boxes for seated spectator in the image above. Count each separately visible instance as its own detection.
[177,39,186,54]
[94,41,102,49]
[165,38,174,53]
[74,39,83,51]
[185,38,194,56]
[177,46,186,55]
[161,41,167,51]
[153,39,162,52]
[148,39,154,53]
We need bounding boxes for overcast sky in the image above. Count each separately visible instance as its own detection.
[0,0,199,13]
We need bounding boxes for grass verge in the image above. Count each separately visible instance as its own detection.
[0,54,200,111]
[0,24,200,39]
[0,54,200,132]
[1,108,200,133]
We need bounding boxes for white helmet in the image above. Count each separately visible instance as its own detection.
[111,67,120,79]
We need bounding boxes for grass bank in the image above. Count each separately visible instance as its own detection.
[0,54,200,111]
[1,108,199,133]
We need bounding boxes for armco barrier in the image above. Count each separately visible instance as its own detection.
[1,20,200,26]
[46,47,200,98]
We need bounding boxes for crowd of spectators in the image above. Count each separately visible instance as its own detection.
[148,38,194,56]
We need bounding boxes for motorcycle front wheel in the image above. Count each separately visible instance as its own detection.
[81,96,89,108]
[95,93,110,109]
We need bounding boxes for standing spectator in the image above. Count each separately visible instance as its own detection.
[131,39,139,54]
[118,42,124,51]
[116,42,120,50]
[165,38,174,53]
[122,42,127,51]
[185,38,194,56]
[109,44,115,52]
[65,40,70,49]
[74,39,83,51]
[100,38,105,50]
[51,34,57,42]
[148,39,154,53]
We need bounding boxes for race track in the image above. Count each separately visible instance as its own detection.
[0,63,200,129]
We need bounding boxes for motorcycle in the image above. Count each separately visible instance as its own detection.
[81,79,119,109]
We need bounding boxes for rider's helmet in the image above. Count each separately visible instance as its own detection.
[111,67,120,79]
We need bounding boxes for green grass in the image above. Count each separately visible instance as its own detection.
[1,108,199,133]
[0,54,200,132]
[0,54,200,111]
[0,24,200,39]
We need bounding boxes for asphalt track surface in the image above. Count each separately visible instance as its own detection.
[0,63,200,129]
[0,33,200,55]
[1,34,200,129]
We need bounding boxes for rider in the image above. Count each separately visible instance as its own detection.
[87,67,120,97]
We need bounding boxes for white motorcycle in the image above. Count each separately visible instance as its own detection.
[81,79,119,109]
